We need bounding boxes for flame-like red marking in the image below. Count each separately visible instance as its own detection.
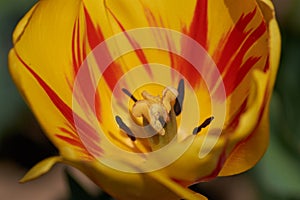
[223,23,267,95]
[234,67,271,147]
[15,51,102,157]
[226,97,249,131]
[212,8,267,96]
[216,9,257,73]
[106,6,154,79]
[172,0,208,87]
[83,6,124,92]
[188,0,208,49]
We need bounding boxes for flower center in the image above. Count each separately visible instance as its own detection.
[115,79,214,151]
[131,87,178,136]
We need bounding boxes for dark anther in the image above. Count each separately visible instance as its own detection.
[192,116,215,135]
[115,116,136,141]
[122,88,138,102]
[158,116,166,127]
[174,79,185,116]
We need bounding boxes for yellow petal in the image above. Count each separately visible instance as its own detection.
[160,132,226,183]
[257,0,281,87]
[9,0,79,145]
[219,70,269,176]
[19,156,63,183]
[9,48,95,160]
[9,0,103,159]
[66,159,206,200]
[149,172,207,200]
[84,0,197,35]
[10,0,280,198]
[12,0,82,102]
[219,109,270,176]
[219,0,281,175]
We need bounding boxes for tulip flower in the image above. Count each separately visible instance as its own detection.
[9,0,280,199]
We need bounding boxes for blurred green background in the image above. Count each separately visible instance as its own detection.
[0,0,299,200]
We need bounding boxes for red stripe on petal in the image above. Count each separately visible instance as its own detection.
[201,147,227,182]
[170,0,209,87]
[20,63,74,126]
[76,19,83,73]
[188,0,208,49]
[106,7,153,78]
[60,127,78,139]
[226,97,248,131]
[212,9,267,96]
[59,127,103,157]
[55,134,101,158]
[216,8,257,73]
[168,51,203,88]
[100,62,125,91]
[71,15,98,115]
[235,57,260,85]
[84,6,125,91]
[143,6,160,27]
[71,19,79,73]
[264,55,270,72]
[229,21,266,72]
[229,83,270,159]
[224,56,260,95]
[221,21,267,95]
[15,52,102,155]
[55,134,84,148]
[231,21,267,70]
[84,6,104,49]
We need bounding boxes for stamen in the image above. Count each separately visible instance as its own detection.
[122,88,138,102]
[158,116,166,127]
[174,79,185,116]
[192,116,214,135]
[115,116,136,141]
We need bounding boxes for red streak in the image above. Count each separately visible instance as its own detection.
[106,6,153,78]
[216,8,257,73]
[84,6,124,91]
[15,51,102,155]
[188,0,208,49]
[212,8,268,97]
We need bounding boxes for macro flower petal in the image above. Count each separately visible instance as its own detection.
[9,0,280,199]
[219,0,281,176]
[19,156,63,183]
[67,159,208,200]
[9,0,102,160]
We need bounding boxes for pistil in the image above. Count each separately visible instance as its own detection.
[115,79,214,152]
[131,87,178,136]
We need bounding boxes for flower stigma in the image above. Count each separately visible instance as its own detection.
[115,79,214,151]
